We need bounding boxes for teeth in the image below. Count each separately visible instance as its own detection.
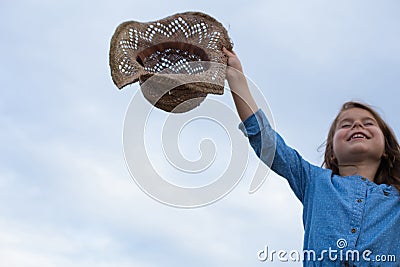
[351,134,366,139]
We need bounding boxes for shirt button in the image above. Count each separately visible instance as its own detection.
[351,228,356,233]
[357,198,362,203]
[344,261,350,267]
[383,191,389,196]
[361,177,367,181]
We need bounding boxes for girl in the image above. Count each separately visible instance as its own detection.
[223,47,400,266]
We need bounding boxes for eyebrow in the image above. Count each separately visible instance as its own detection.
[337,116,376,125]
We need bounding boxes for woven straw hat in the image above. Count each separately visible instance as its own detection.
[109,11,233,113]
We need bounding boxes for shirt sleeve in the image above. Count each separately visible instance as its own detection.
[239,109,315,202]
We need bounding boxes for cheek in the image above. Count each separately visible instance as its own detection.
[376,132,386,153]
[332,130,346,150]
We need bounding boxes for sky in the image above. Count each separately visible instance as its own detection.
[1,0,399,266]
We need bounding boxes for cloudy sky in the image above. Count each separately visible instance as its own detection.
[1,0,399,266]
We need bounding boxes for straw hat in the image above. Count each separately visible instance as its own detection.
[109,11,233,113]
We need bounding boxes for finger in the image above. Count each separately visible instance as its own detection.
[226,47,237,56]
[222,46,235,57]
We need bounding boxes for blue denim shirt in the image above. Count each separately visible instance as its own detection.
[239,109,400,267]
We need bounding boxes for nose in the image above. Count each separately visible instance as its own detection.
[351,120,364,129]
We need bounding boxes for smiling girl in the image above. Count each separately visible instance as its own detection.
[223,47,400,266]
[325,102,400,192]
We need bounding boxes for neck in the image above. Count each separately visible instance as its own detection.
[338,160,381,182]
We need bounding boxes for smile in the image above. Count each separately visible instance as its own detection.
[347,132,369,141]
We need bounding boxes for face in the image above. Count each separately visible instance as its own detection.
[332,108,385,165]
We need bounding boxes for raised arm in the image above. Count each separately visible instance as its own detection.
[223,47,319,202]
[222,47,258,122]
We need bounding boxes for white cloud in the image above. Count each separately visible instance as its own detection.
[0,218,156,267]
